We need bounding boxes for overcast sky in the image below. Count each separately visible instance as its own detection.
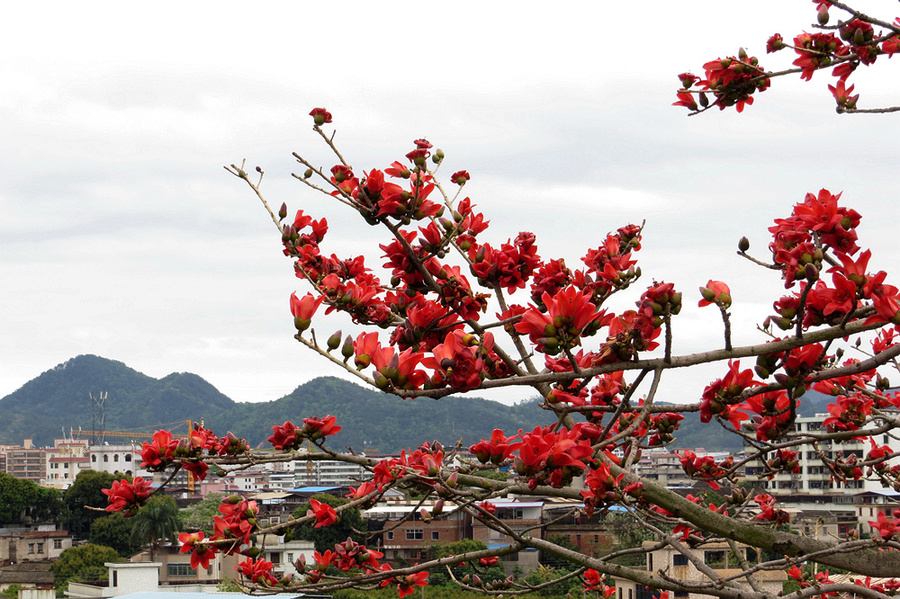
[2,1,898,409]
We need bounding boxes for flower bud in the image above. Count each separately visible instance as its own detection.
[818,6,830,25]
[341,336,354,361]
[804,263,819,281]
[303,168,313,179]
[738,236,750,252]
[374,373,390,389]
[278,203,287,221]
[327,330,342,351]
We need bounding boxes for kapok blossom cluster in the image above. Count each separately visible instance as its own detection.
[675,3,900,113]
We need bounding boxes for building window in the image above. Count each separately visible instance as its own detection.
[125,454,132,462]
[114,454,119,462]
[431,531,439,541]
[648,553,653,571]
[103,455,109,462]
[168,563,197,577]
[406,529,424,540]
[270,552,281,564]
[673,554,688,566]
[386,531,394,540]
[91,455,97,462]
[28,544,35,554]
[705,550,725,567]
[53,539,62,549]
[287,553,294,564]
[37,543,44,554]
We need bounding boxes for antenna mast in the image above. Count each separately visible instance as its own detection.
[89,391,108,445]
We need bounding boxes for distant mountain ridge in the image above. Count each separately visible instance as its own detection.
[0,354,834,452]
[0,355,548,451]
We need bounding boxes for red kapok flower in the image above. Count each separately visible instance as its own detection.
[102,477,153,517]
[235,557,278,586]
[141,430,177,470]
[179,531,217,570]
[303,415,342,439]
[450,170,470,185]
[309,107,332,126]
[290,292,325,332]
[698,280,732,308]
[308,498,339,528]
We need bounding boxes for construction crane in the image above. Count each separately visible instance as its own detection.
[69,419,189,442]
[70,428,155,440]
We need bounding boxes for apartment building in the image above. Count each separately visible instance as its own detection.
[366,502,471,563]
[294,459,367,488]
[746,414,900,496]
[3,440,45,484]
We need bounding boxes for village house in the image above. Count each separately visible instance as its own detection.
[612,541,786,599]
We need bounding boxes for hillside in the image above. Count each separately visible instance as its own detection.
[0,354,834,452]
[0,355,236,447]
[220,376,546,452]
[0,355,546,450]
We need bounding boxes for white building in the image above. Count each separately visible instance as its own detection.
[294,459,367,488]
[43,439,90,487]
[88,444,149,479]
[746,414,900,496]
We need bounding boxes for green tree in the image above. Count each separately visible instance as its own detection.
[88,514,140,557]
[292,493,366,552]
[51,544,122,596]
[606,512,657,567]
[427,539,506,588]
[539,534,579,570]
[0,472,63,525]
[130,495,180,561]
[180,492,224,535]
[1,585,22,599]
[64,471,130,539]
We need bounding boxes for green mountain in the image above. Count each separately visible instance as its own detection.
[0,355,546,451]
[0,354,836,452]
[0,355,236,447]
[220,376,545,453]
